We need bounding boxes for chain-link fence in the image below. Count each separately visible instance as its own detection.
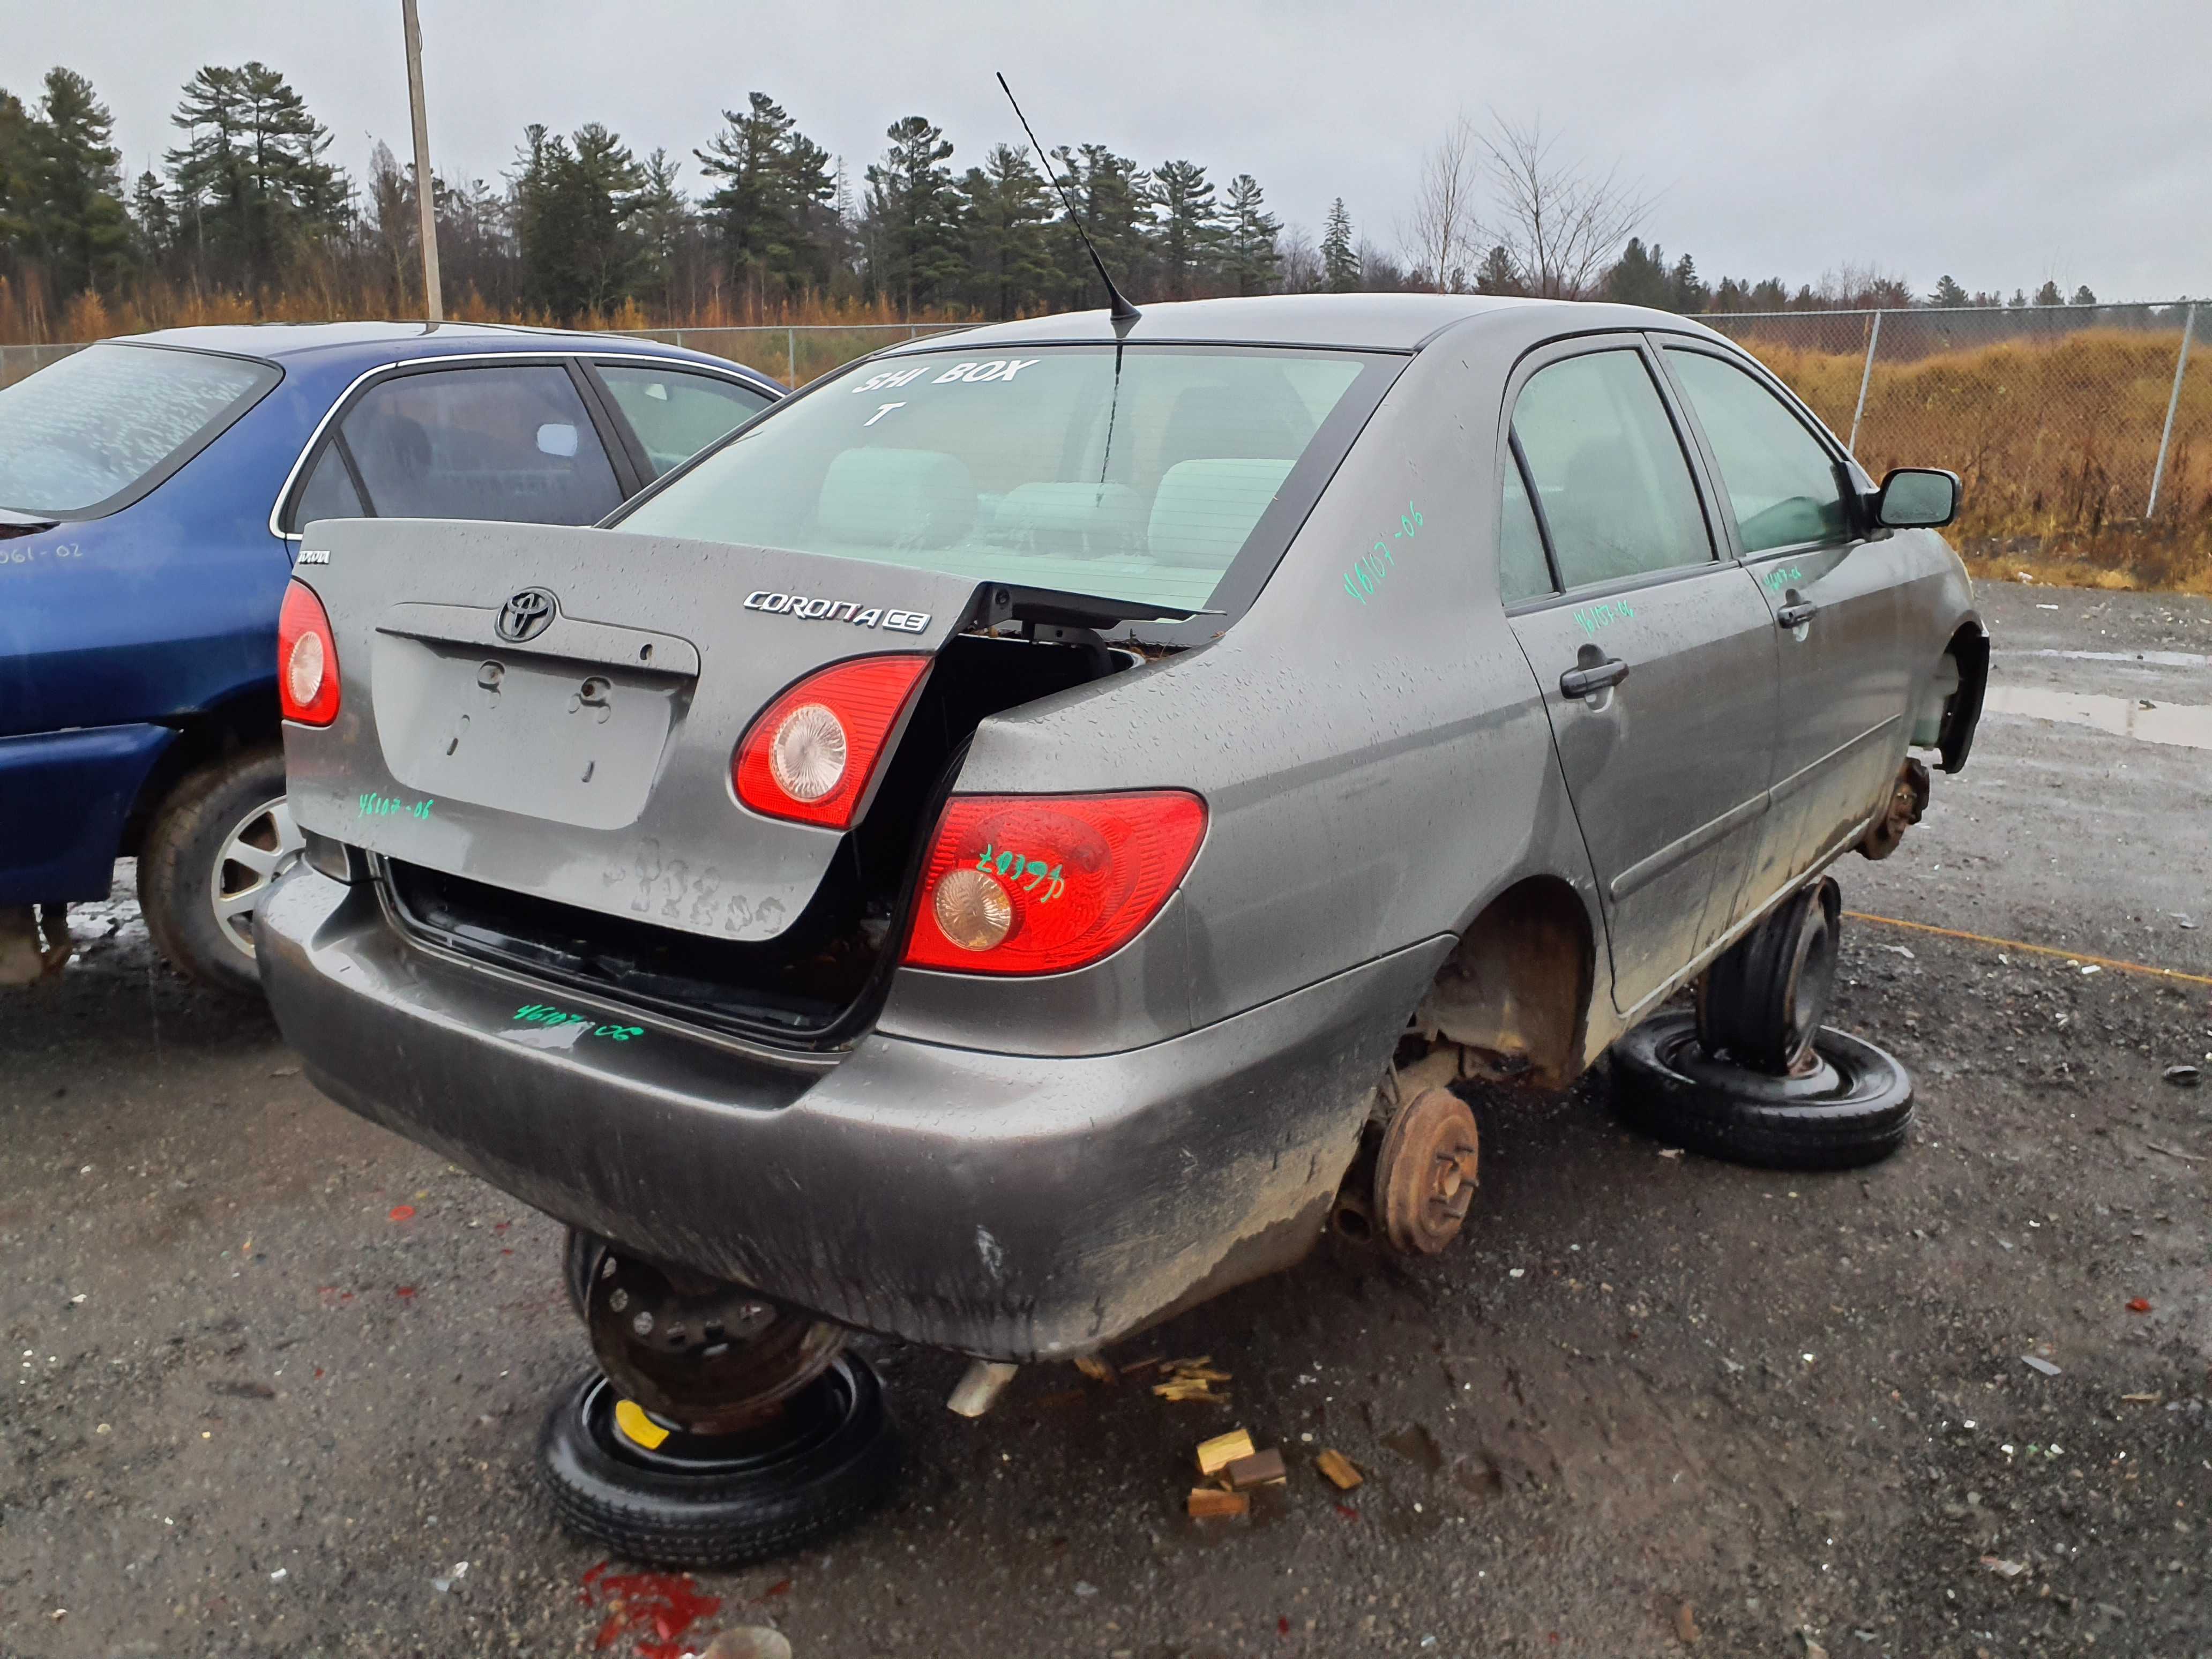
[0,341,83,388]
[1701,301,2207,580]
[608,322,975,387]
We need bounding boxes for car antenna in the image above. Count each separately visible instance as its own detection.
[996,73,1141,334]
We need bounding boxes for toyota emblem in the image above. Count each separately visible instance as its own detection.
[497,588,557,642]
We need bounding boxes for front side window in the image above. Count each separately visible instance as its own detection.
[597,364,773,477]
[616,345,1398,620]
[338,364,623,524]
[1510,349,1710,588]
[0,342,276,517]
[1664,348,1850,552]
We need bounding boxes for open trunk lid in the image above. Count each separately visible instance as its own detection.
[283,517,993,944]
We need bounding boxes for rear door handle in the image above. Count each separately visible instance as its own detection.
[1776,599,1818,629]
[1559,656,1630,699]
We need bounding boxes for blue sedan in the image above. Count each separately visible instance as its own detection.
[0,322,780,991]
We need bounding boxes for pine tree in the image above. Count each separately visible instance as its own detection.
[0,91,29,269]
[1047,145,1152,309]
[2070,284,2096,307]
[631,148,691,312]
[1320,198,1357,292]
[1220,173,1280,296]
[513,122,645,322]
[1667,253,1708,313]
[2032,280,2062,307]
[1473,244,1521,296]
[23,68,130,296]
[862,116,963,312]
[1604,237,1670,308]
[165,62,344,288]
[1928,274,1969,308]
[958,143,1058,319]
[695,93,833,302]
[128,169,175,269]
[1149,159,1221,300]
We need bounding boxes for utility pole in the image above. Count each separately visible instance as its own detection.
[401,0,444,321]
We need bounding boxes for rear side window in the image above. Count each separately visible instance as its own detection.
[597,365,772,477]
[1499,445,1554,604]
[336,364,624,524]
[0,342,276,517]
[1511,350,1710,588]
[294,444,364,526]
[1664,347,1850,552]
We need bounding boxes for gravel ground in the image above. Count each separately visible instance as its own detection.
[2,580,2207,1659]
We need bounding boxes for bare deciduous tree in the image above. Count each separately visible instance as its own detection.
[1474,115,1648,300]
[1402,115,1479,293]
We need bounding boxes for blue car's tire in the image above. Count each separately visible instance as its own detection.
[536,1356,901,1569]
[139,744,299,996]
[1610,1012,1913,1170]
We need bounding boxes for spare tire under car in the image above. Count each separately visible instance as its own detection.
[537,1356,901,1570]
[1610,1012,1914,1171]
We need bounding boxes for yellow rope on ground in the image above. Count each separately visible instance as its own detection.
[1844,911,2212,989]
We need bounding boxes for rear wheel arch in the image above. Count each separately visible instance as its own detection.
[121,684,279,857]
[1416,875,1598,1092]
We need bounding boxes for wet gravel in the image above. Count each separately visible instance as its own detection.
[2,581,2207,1658]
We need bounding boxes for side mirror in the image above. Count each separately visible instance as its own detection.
[1874,467,1961,529]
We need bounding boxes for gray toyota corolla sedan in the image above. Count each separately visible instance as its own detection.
[258,292,1985,1408]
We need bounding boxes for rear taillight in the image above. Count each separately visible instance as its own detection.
[277,581,341,726]
[903,791,1207,975]
[731,654,930,829]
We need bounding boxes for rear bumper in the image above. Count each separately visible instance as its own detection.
[0,723,176,905]
[257,865,1448,1359]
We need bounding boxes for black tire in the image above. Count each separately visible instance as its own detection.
[562,1227,610,1322]
[1611,1012,1913,1171]
[138,744,297,996]
[536,1355,901,1569]
[1695,878,1841,1073]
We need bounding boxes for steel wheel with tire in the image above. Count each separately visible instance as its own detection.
[138,745,301,995]
[1611,1011,1913,1170]
[536,1356,901,1569]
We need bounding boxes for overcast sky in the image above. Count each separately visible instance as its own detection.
[4,0,2205,301]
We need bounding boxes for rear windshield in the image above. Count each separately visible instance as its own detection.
[0,342,277,517]
[615,344,1399,629]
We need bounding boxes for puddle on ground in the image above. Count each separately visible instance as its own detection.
[1983,685,2212,749]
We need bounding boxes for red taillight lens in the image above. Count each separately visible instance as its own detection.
[903,791,1207,975]
[732,654,930,829]
[276,580,341,726]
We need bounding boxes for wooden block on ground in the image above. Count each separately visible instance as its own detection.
[1187,1486,1250,1520]
[1315,1448,1363,1490]
[1224,1447,1287,1489]
[1073,1355,1115,1384]
[1195,1428,1256,1475]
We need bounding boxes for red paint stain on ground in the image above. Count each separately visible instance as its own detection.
[1333,1503,1360,1520]
[394,1286,416,1298]
[753,1578,791,1604]
[388,1204,416,1222]
[1279,1615,1292,1635]
[579,1561,722,1659]
[2127,1297,2153,1312]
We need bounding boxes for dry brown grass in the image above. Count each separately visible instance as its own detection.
[0,273,964,345]
[1742,328,2212,594]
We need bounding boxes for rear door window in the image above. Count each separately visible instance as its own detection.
[1509,349,1712,588]
[338,364,624,524]
[0,342,277,518]
[1662,347,1851,552]
[596,365,773,477]
[293,443,365,526]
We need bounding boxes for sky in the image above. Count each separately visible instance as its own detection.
[3,0,2206,302]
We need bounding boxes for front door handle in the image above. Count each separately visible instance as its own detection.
[1560,655,1630,700]
[1776,598,1818,629]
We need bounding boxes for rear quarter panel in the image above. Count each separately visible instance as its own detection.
[941,329,1603,1043]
